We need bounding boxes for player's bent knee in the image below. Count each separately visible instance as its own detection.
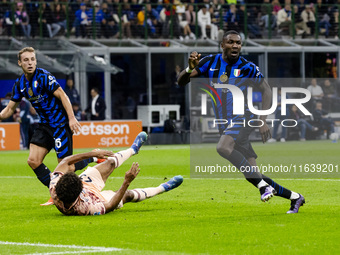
[216,144,233,158]
[107,157,116,167]
[27,157,43,169]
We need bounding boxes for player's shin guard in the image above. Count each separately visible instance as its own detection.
[108,148,134,168]
[226,150,263,187]
[33,163,51,187]
[130,186,165,202]
[261,174,292,199]
[74,158,93,171]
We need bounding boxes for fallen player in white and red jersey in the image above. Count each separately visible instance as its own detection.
[49,132,183,216]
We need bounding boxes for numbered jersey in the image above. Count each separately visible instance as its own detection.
[49,171,106,216]
[11,68,68,128]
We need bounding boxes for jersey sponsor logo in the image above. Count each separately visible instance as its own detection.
[29,94,44,103]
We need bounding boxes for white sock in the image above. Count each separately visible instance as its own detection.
[107,148,134,168]
[131,186,165,202]
[257,179,269,189]
[290,191,300,200]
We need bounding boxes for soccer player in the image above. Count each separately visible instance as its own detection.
[49,132,183,215]
[0,47,99,205]
[177,30,305,214]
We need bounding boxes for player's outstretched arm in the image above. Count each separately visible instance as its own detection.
[103,162,140,213]
[0,101,19,121]
[53,87,81,134]
[258,79,272,143]
[55,150,114,173]
[177,51,201,87]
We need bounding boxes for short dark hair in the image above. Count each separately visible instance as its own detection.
[223,30,241,40]
[92,87,100,94]
[55,172,83,204]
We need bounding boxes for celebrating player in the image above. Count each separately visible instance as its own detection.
[49,131,183,215]
[0,47,99,205]
[177,30,305,213]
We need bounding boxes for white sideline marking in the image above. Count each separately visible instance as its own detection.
[0,241,122,254]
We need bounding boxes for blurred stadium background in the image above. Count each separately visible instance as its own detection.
[0,1,340,145]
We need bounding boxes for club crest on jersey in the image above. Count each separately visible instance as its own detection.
[234,69,241,77]
[220,73,228,82]
[28,88,33,96]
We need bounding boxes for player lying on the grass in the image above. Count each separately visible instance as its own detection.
[49,131,183,215]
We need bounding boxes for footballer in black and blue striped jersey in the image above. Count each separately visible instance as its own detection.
[11,67,67,128]
[177,31,305,214]
[0,47,94,198]
[195,53,264,131]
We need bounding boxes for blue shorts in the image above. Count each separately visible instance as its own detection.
[30,123,73,159]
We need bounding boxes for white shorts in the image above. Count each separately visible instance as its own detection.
[79,166,123,209]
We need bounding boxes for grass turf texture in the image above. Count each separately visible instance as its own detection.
[0,140,339,254]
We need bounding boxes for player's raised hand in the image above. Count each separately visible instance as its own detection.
[125,162,140,183]
[259,123,272,143]
[69,117,82,134]
[189,51,201,70]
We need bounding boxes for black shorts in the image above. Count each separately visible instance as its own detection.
[30,123,73,159]
[221,124,257,159]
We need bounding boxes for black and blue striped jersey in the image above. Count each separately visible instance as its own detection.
[11,68,68,128]
[195,54,264,122]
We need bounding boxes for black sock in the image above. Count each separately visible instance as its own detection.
[33,163,51,187]
[74,158,93,171]
[261,174,292,199]
[226,150,263,188]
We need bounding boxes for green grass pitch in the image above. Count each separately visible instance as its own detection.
[0,140,339,254]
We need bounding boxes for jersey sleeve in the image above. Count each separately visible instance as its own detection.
[195,55,213,76]
[43,71,60,94]
[10,79,23,103]
[250,63,264,87]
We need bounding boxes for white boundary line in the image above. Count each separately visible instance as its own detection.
[0,176,339,181]
[0,241,122,254]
